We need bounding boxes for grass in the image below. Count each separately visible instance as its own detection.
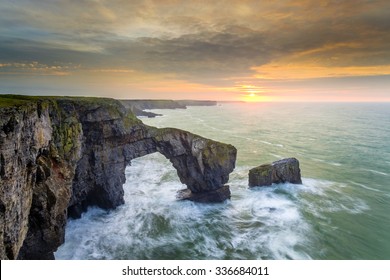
[0,94,125,110]
[0,94,140,124]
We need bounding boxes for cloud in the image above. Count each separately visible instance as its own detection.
[102,27,272,77]
[0,60,78,76]
[1,0,390,100]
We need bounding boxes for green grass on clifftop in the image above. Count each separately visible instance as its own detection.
[0,95,34,107]
[0,94,117,106]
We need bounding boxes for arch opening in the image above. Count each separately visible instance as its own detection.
[124,152,186,203]
[55,153,196,259]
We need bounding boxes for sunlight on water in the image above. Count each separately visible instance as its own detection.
[56,103,390,259]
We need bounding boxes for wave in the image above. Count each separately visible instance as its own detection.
[136,102,389,259]
[270,153,283,159]
[310,158,342,166]
[300,178,369,216]
[348,181,383,193]
[55,154,369,260]
[361,169,389,176]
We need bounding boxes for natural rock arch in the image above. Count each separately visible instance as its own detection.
[68,125,237,218]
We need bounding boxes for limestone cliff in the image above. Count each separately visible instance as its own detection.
[0,95,236,260]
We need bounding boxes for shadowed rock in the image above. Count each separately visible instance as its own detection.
[176,185,231,203]
[248,158,302,187]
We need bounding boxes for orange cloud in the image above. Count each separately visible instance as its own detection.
[252,63,390,80]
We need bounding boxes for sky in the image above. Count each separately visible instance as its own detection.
[0,0,390,102]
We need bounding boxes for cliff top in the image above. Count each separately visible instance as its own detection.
[0,94,118,107]
[0,94,141,128]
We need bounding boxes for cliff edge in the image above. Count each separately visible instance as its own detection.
[0,95,236,260]
[120,99,217,118]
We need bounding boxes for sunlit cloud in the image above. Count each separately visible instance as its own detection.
[234,84,266,94]
[91,69,136,74]
[252,63,390,80]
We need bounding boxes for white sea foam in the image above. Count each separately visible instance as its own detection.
[56,154,317,260]
[298,178,369,215]
[58,151,372,260]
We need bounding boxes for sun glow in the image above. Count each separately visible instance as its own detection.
[241,93,270,102]
[236,84,271,102]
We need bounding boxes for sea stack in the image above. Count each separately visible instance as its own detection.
[248,158,302,187]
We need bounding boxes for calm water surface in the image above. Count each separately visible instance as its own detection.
[55,102,390,259]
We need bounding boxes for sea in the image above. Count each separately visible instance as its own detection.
[55,102,390,260]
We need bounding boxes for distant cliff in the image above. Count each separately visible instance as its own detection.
[0,95,236,260]
[120,99,217,117]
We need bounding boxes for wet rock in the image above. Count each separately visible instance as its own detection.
[248,158,302,187]
[176,185,231,203]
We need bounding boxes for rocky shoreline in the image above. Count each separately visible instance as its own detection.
[0,95,235,259]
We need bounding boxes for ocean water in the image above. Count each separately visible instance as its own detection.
[55,102,390,260]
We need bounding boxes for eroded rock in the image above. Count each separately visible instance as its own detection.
[248,158,302,187]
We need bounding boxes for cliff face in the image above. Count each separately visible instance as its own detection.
[0,96,236,260]
[0,98,82,260]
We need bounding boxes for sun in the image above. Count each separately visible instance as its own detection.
[242,93,267,102]
[241,91,270,102]
[235,84,271,102]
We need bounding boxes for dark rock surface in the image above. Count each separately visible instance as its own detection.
[248,158,302,187]
[176,185,231,203]
[0,95,236,260]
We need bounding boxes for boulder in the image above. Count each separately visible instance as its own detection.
[248,158,302,187]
